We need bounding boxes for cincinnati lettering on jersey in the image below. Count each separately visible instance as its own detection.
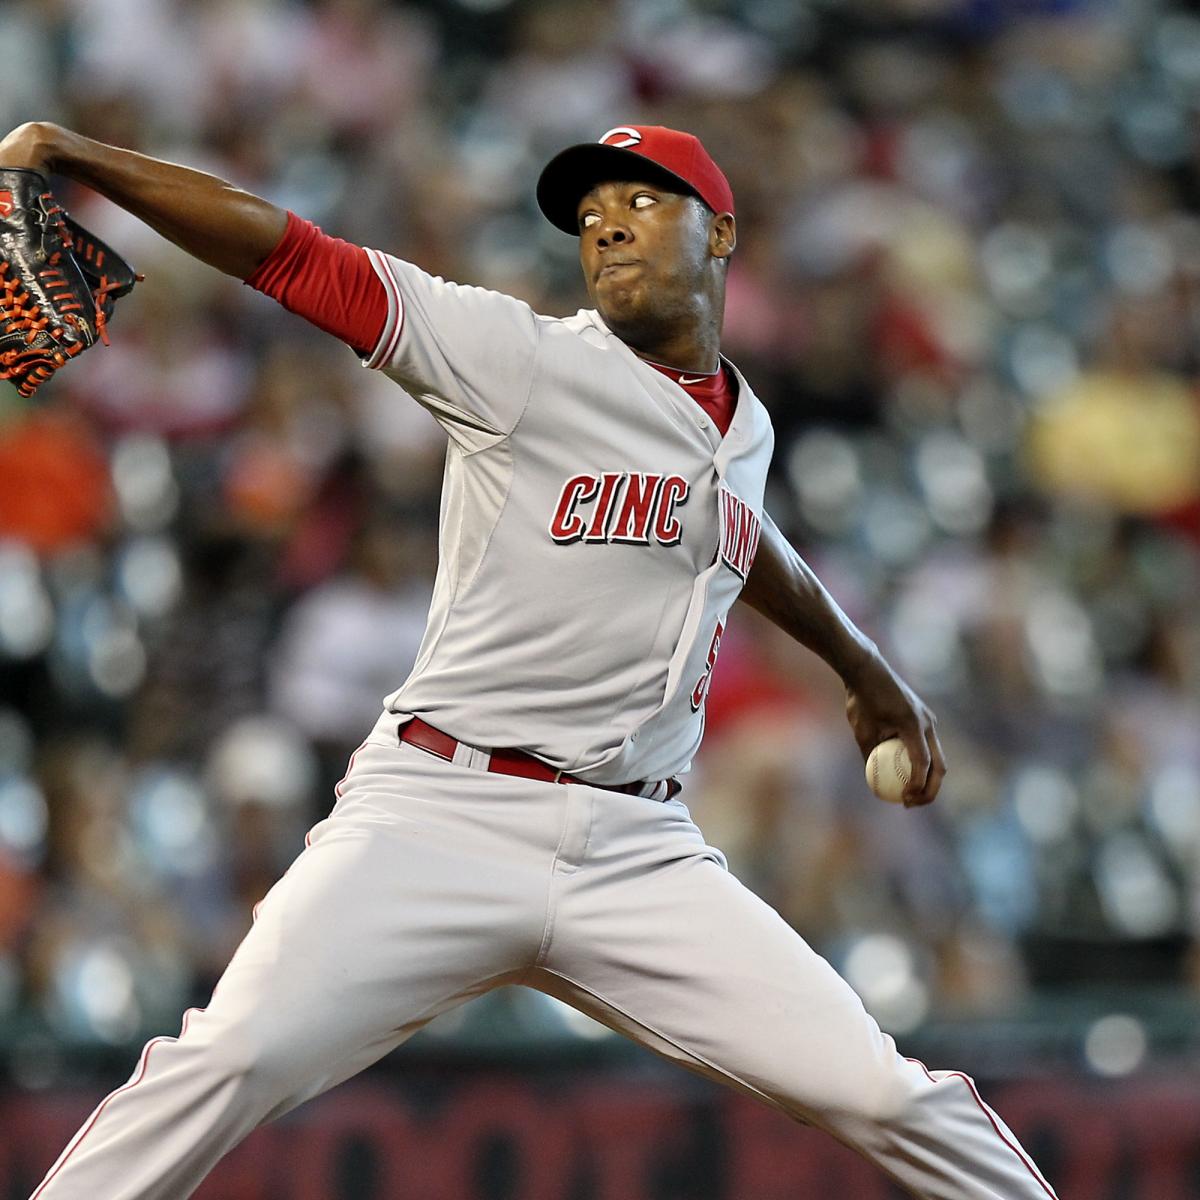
[718,485,761,579]
[549,472,690,547]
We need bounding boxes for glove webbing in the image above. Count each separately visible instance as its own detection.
[0,189,133,397]
[63,215,138,343]
[0,251,87,396]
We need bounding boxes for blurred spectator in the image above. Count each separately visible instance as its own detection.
[0,406,111,554]
[268,515,435,808]
[127,532,276,762]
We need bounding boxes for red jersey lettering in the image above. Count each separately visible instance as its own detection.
[718,485,761,580]
[653,476,690,546]
[549,474,601,543]
[549,472,690,548]
[583,472,625,543]
[610,473,665,544]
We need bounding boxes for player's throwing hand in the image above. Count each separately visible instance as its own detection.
[844,657,946,807]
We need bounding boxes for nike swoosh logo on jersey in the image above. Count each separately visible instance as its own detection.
[678,375,710,386]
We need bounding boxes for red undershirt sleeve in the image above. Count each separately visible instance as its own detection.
[243,211,387,357]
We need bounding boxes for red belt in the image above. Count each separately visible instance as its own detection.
[399,717,676,798]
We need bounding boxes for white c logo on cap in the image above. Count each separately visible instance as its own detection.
[598,126,642,149]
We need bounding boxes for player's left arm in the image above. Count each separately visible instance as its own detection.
[738,512,946,806]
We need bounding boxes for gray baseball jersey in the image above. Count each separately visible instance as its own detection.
[360,249,773,786]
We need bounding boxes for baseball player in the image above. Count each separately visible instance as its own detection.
[2,118,1057,1200]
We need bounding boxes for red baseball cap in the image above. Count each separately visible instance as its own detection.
[537,125,735,236]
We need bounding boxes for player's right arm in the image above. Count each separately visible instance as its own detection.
[0,122,538,446]
[0,121,286,280]
[740,512,947,807]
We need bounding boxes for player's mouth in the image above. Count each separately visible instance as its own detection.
[597,259,642,280]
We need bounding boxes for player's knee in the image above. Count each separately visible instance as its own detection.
[204,1020,297,1097]
[856,1073,917,1126]
[819,1063,918,1129]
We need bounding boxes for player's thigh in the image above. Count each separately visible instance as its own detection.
[540,824,897,1121]
[191,764,536,1091]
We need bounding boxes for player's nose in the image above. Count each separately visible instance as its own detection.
[596,222,632,249]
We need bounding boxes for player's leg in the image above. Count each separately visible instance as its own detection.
[31,741,551,1200]
[532,787,1057,1200]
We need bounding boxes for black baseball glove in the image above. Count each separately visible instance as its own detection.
[0,167,140,398]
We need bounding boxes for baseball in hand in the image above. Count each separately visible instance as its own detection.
[865,738,914,805]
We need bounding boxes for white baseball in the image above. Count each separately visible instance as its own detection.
[865,738,913,805]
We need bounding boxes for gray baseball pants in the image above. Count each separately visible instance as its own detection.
[31,731,1057,1199]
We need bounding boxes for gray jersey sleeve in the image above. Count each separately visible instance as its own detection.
[361,250,539,453]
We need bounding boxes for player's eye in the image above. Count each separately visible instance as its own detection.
[580,212,600,230]
[632,194,657,209]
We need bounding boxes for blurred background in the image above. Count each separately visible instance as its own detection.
[2,0,1200,1195]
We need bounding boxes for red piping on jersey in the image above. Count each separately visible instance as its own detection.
[244,211,387,356]
[905,1057,1059,1198]
[250,742,364,925]
[334,740,367,799]
[364,248,407,368]
[30,1006,205,1198]
[363,247,400,367]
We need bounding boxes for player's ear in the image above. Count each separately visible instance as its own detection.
[709,212,735,263]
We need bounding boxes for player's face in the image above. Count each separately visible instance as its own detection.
[576,180,722,344]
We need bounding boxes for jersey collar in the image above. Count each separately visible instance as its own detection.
[577,308,763,458]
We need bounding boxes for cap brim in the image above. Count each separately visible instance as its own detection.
[536,143,701,236]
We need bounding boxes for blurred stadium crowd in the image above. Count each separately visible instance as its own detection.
[2,0,1200,1074]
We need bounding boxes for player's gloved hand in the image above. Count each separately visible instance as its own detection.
[843,653,946,807]
[0,150,140,398]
